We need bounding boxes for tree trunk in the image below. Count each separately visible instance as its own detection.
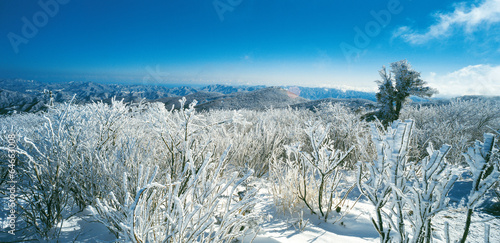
[425,218,432,243]
[459,208,474,243]
[395,100,403,120]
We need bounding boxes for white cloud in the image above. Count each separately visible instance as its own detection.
[315,82,377,93]
[426,64,500,96]
[396,0,500,44]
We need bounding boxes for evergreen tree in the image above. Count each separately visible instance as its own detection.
[376,60,436,126]
[375,66,397,127]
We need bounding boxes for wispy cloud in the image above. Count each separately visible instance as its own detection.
[427,64,500,96]
[395,0,500,44]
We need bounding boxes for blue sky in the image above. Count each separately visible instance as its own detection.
[1,0,499,96]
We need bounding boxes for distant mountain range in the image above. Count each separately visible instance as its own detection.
[195,87,310,111]
[0,79,381,114]
[3,79,499,115]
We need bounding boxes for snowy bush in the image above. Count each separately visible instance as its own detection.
[80,98,262,242]
[316,102,373,169]
[91,148,261,242]
[401,98,500,165]
[493,129,500,211]
[0,99,86,239]
[357,120,414,243]
[358,119,459,243]
[64,99,133,209]
[405,143,458,243]
[458,133,499,243]
[271,121,354,222]
[144,98,221,182]
[222,108,305,178]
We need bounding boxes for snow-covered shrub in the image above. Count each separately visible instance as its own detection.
[223,110,284,178]
[91,146,261,242]
[316,102,373,169]
[357,119,414,243]
[64,99,133,209]
[225,107,306,177]
[404,143,458,243]
[270,151,304,216]
[4,98,138,218]
[0,113,44,189]
[458,133,499,243]
[271,121,354,222]
[226,103,369,179]
[400,99,500,165]
[0,100,83,240]
[91,165,160,240]
[493,129,500,212]
[358,119,495,243]
[144,98,232,183]
[80,99,263,242]
[0,106,78,240]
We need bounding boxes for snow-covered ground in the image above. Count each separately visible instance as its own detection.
[4,177,495,243]
[241,178,500,243]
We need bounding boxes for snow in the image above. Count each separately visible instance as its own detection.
[239,179,379,243]
[43,208,117,242]
[17,180,494,243]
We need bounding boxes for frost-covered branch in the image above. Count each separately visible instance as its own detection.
[405,143,458,243]
[91,146,261,243]
[459,133,499,243]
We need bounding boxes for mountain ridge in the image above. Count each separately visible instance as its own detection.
[0,78,377,114]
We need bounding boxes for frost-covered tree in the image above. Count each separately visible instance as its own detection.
[375,66,397,127]
[375,60,436,126]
